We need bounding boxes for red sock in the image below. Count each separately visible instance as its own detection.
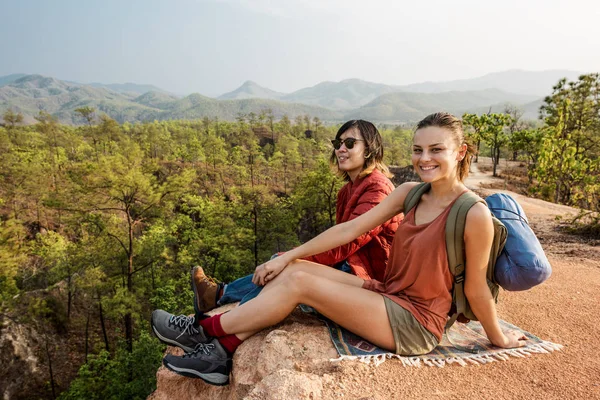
[218,334,243,355]
[199,313,227,337]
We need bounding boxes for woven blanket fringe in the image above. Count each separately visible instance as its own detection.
[330,340,563,368]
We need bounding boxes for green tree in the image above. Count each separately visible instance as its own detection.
[75,106,96,127]
[510,128,544,183]
[0,217,27,304]
[537,74,600,208]
[74,152,195,351]
[291,159,342,241]
[2,109,24,141]
[463,113,512,176]
[481,113,512,177]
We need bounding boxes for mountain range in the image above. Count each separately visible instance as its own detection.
[0,69,583,125]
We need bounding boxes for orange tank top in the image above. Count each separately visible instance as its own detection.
[363,195,460,340]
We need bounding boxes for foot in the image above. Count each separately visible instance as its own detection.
[191,266,221,315]
[151,310,210,352]
[163,338,232,386]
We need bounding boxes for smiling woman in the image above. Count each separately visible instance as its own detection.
[412,112,474,184]
[330,119,390,183]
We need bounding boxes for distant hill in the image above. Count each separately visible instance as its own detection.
[133,91,182,109]
[0,74,27,87]
[0,74,340,124]
[0,70,588,125]
[217,72,569,112]
[463,97,546,121]
[283,79,400,110]
[345,89,539,123]
[88,81,170,95]
[398,69,582,97]
[218,81,285,100]
[518,98,546,120]
[163,94,341,121]
[0,75,147,124]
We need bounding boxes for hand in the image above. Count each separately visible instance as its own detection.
[496,329,527,349]
[252,256,289,286]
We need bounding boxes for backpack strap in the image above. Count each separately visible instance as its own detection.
[445,191,485,329]
[403,182,431,214]
[445,191,488,354]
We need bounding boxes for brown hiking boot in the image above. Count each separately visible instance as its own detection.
[191,266,220,315]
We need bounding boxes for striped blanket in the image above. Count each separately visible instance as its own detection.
[300,306,562,367]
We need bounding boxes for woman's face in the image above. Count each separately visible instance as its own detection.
[412,126,465,183]
[335,127,367,182]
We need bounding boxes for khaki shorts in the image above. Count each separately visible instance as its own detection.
[383,296,439,356]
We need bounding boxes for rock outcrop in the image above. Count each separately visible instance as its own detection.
[149,307,341,400]
[0,315,44,399]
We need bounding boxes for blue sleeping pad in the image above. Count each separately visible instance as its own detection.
[486,193,552,291]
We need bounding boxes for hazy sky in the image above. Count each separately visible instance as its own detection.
[1,0,598,96]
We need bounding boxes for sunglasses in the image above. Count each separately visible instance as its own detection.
[331,138,364,150]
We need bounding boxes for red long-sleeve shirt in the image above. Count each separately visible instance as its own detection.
[303,169,402,282]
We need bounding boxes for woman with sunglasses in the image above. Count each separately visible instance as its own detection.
[171,120,402,320]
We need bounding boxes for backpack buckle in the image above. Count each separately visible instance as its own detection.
[454,273,465,284]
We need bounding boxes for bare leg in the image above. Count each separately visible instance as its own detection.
[221,261,395,351]
[251,259,364,301]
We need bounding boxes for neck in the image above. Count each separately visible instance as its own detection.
[427,176,466,202]
[348,170,360,182]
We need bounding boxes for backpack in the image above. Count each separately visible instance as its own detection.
[403,183,551,330]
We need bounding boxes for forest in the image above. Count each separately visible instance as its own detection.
[0,74,598,399]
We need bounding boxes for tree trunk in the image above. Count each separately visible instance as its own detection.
[253,206,258,267]
[85,311,90,362]
[492,147,500,177]
[45,338,57,399]
[124,314,133,353]
[125,210,134,353]
[99,300,109,352]
[327,179,336,226]
[67,273,72,319]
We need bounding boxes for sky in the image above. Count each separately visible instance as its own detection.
[1,0,599,96]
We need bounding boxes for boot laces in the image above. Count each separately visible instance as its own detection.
[168,314,199,339]
[185,343,216,358]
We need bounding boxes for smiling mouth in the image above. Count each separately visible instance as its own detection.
[420,165,438,171]
[338,156,349,162]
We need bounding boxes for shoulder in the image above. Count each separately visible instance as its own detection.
[464,200,493,236]
[356,171,395,195]
[465,201,492,222]
[397,181,422,193]
[362,170,394,189]
[386,182,422,210]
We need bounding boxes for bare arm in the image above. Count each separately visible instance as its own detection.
[305,180,396,266]
[253,182,419,285]
[464,203,526,348]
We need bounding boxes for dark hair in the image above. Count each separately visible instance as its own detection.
[330,120,392,181]
[415,112,475,181]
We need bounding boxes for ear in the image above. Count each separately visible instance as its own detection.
[456,144,467,161]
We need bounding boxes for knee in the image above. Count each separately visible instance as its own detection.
[282,270,311,296]
[276,260,307,280]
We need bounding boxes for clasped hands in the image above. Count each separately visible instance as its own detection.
[252,255,289,286]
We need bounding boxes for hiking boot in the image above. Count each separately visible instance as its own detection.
[151,310,209,352]
[163,338,232,386]
[191,266,222,315]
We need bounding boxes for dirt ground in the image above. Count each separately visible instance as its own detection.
[323,159,600,399]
